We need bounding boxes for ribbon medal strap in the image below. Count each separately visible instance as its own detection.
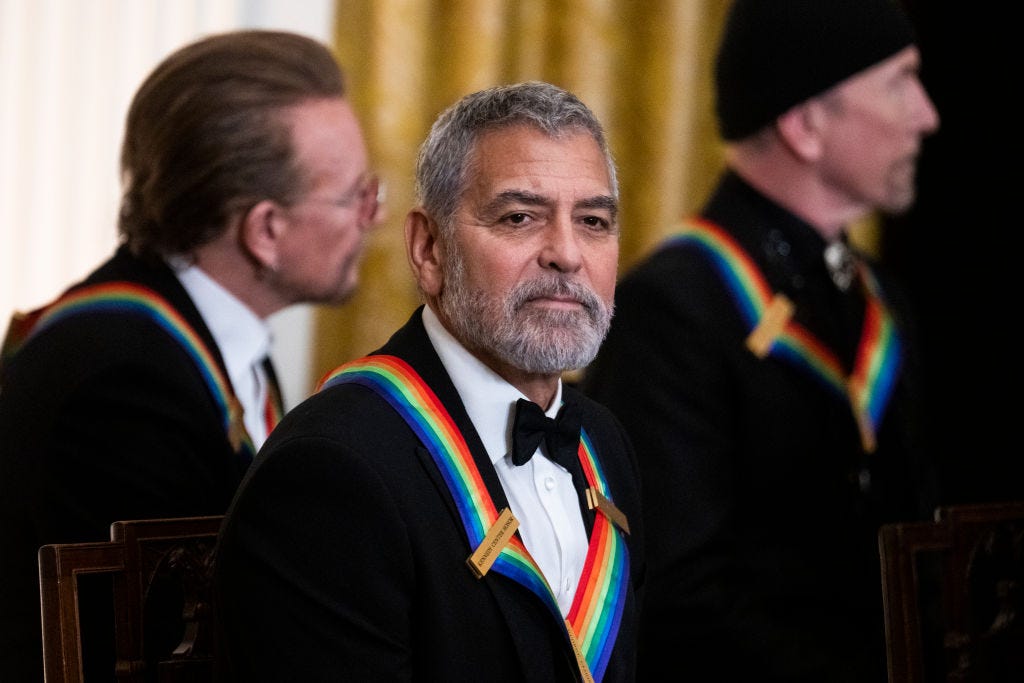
[668,218,902,453]
[318,355,630,682]
[1,282,254,460]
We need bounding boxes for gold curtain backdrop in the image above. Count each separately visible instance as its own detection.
[316,0,881,389]
[313,0,732,386]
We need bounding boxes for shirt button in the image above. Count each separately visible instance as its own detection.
[544,476,556,491]
[564,578,573,593]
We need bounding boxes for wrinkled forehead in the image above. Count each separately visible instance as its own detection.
[466,124,609,181]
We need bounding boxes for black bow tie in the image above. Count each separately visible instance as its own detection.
[510,398,581,470]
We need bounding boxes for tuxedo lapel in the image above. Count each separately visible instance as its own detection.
[379,308,514,518]
[560,394,597,537]
[369,311,579,669]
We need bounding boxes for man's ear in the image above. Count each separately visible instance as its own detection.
[239,200,285,271]
[405,208,443,297]
[774,99,827,161]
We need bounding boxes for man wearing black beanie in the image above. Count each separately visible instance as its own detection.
[582,0,940,680]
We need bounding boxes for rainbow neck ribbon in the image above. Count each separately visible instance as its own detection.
[668,218,902,453]
[1,281,256,460]
[262,364,284,438]
[319,354,629,682]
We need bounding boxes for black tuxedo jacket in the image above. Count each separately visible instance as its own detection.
[0,245,250,681]
[582,173,937,682]
[215,308,645,682]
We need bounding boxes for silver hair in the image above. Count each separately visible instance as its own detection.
[413,81,618,235]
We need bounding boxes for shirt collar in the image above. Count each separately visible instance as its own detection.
[421,306,563,466]
[711,171,838,282]
[169,258,272,386]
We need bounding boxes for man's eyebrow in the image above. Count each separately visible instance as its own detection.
[481,190,618,218]
[577,195,617,210]
[489,189,547,207]
[577,195,618,219]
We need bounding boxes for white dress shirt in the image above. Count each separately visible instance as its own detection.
[170,259,274,449]
[422,306,588,615]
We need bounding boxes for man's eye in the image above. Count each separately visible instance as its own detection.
[582,215,612,230]
[506,213,530,225]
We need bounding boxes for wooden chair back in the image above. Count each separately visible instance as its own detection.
[879,501,1024,682]
[38,515,223,682]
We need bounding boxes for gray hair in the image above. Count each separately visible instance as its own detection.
[414,81,618,233]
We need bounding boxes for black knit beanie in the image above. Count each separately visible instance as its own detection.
[714,0,915,141]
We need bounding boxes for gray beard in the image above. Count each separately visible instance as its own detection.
[438,245,612,374]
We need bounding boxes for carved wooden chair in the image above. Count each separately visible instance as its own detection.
[38,515,223,682]
[879,501,1024,682]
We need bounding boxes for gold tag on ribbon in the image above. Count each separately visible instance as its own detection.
[586,487,630,535]
[854,406,876,454]
[467,507,519,578]
[564,619,595,683]
[227,396,246,453]
[1,308,42,367]
[745,293,794,358]
[844,382,878,454]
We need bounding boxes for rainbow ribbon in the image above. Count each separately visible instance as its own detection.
[1,281,254,459]
[668,219,902,453]
[319,354,629,680]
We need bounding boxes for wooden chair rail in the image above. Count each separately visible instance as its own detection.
[879,501,1024,683]
[38,515,223,683]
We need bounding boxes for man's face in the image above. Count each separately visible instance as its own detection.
[437,124,619,376]
[819,46,940,214]
[274,97,380,305]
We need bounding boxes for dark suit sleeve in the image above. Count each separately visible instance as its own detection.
[215,402,419,681]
